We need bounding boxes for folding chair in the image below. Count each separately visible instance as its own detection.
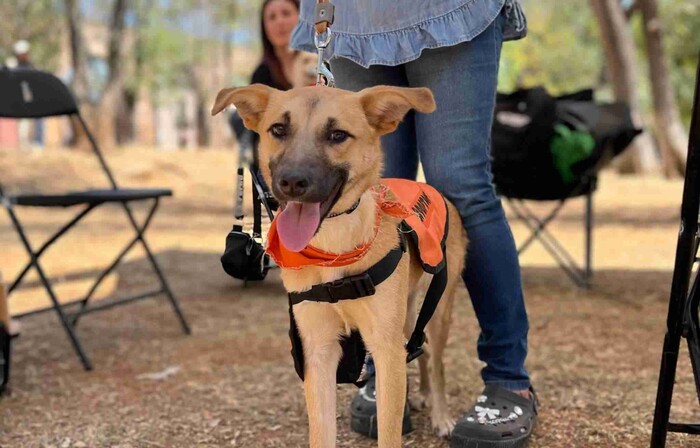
[492,87,640,288]
[499,176,596,288]
[0,68,190,371]
[651,53,700,448]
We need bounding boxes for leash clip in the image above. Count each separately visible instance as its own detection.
[314,1,335,87]
[314,29,335,87]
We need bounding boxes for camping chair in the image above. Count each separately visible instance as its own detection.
[492,87,640,288]
[651,53,700,448]
[0,68,190,371]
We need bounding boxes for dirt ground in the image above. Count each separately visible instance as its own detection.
[1,146,700,447]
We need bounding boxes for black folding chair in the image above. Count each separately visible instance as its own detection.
[492,87,640,288]
[651,53,700,447]
[0,68,190,371]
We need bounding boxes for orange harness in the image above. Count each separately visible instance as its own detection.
[266,178,448,273]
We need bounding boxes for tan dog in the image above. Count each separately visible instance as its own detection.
[212,84,468,448]
[290,51,319,87]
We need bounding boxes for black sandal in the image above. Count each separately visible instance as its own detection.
[349,373,412,439]
[450,385,538,448]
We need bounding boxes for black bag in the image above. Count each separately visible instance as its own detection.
[221,109,276,282]
[221,228,269,281]
[492,87,641,200]
[492,87,564,199]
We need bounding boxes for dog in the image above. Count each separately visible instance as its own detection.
[290,51,319,87]
[212,84,468,448]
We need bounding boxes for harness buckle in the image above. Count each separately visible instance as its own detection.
[405,332,426,363]
[406,347,424,363]
[325,273,376,302]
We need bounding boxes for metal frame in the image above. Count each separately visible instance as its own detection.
[0,113,190,371]
[505,176,595,288]
[650,54,700,447]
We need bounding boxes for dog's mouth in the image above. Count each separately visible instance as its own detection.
[276,179,346,252]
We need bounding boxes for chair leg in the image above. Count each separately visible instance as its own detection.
[651,267,695,447]
[4,205,93,370]
[120,199,191,335]
[70,199,161,327]
[140,238,191,335]
[584,190,594,285]
[35,256,94,369]
[509,198,590,287]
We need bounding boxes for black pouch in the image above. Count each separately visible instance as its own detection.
[221,229,269,281]
[288,298,368,387]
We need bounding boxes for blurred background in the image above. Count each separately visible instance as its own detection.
[0,0,695,169]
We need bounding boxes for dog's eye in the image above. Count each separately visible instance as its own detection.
[329,130,349,144]
[269,123,287,139]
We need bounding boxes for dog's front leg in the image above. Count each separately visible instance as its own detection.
[295,304,344,448]
[373,343,408,447]
[304,341,342,448]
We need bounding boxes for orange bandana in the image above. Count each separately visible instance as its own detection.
[265,184,411,269]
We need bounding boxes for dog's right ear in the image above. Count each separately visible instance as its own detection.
[211,84,274,131]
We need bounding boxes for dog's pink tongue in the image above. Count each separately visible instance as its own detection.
[276,202,321,252]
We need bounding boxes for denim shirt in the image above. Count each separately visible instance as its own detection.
[290,0,527,68]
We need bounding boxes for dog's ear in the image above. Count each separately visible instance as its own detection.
[358,86,436,135]
[211,84,274,131]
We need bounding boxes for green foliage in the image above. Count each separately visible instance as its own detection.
[659,0,700,127]
[0,0,62,72]
[499,0,697,128]
[499,0,603,95]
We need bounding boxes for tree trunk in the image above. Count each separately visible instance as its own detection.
[63,0,88,102]
[92,0,129,150]
[63,0,91,148]
[189,66,210,148]
[590,0,659,174]
[639,0,688,177]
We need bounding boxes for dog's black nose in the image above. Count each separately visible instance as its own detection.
[277,174,310,198]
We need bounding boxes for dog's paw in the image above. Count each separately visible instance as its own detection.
[409,393,430,411]
[431,412,455,438]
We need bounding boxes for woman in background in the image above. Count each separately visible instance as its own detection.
[251,0,300,90]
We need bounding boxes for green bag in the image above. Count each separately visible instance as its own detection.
[550,124,595,184]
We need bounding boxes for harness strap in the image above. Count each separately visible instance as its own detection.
[287,224,449,364]
[405,263,448,362]
[289,232,406,305]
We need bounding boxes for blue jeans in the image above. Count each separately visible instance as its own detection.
[331,14,530,391]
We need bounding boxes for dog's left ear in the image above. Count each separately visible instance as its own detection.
[358,86,436,135]
[211,84,274,131]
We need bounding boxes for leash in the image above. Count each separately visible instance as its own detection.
[314,0,335,87]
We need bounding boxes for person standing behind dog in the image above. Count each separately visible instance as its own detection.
[291,1,536,447]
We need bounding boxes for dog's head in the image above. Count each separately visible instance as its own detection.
[212,84,435,251]
[290,52,319,88]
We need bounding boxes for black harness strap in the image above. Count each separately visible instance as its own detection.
[289,233,406,305]
[288,225,449,365]
[405,262,447,362]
